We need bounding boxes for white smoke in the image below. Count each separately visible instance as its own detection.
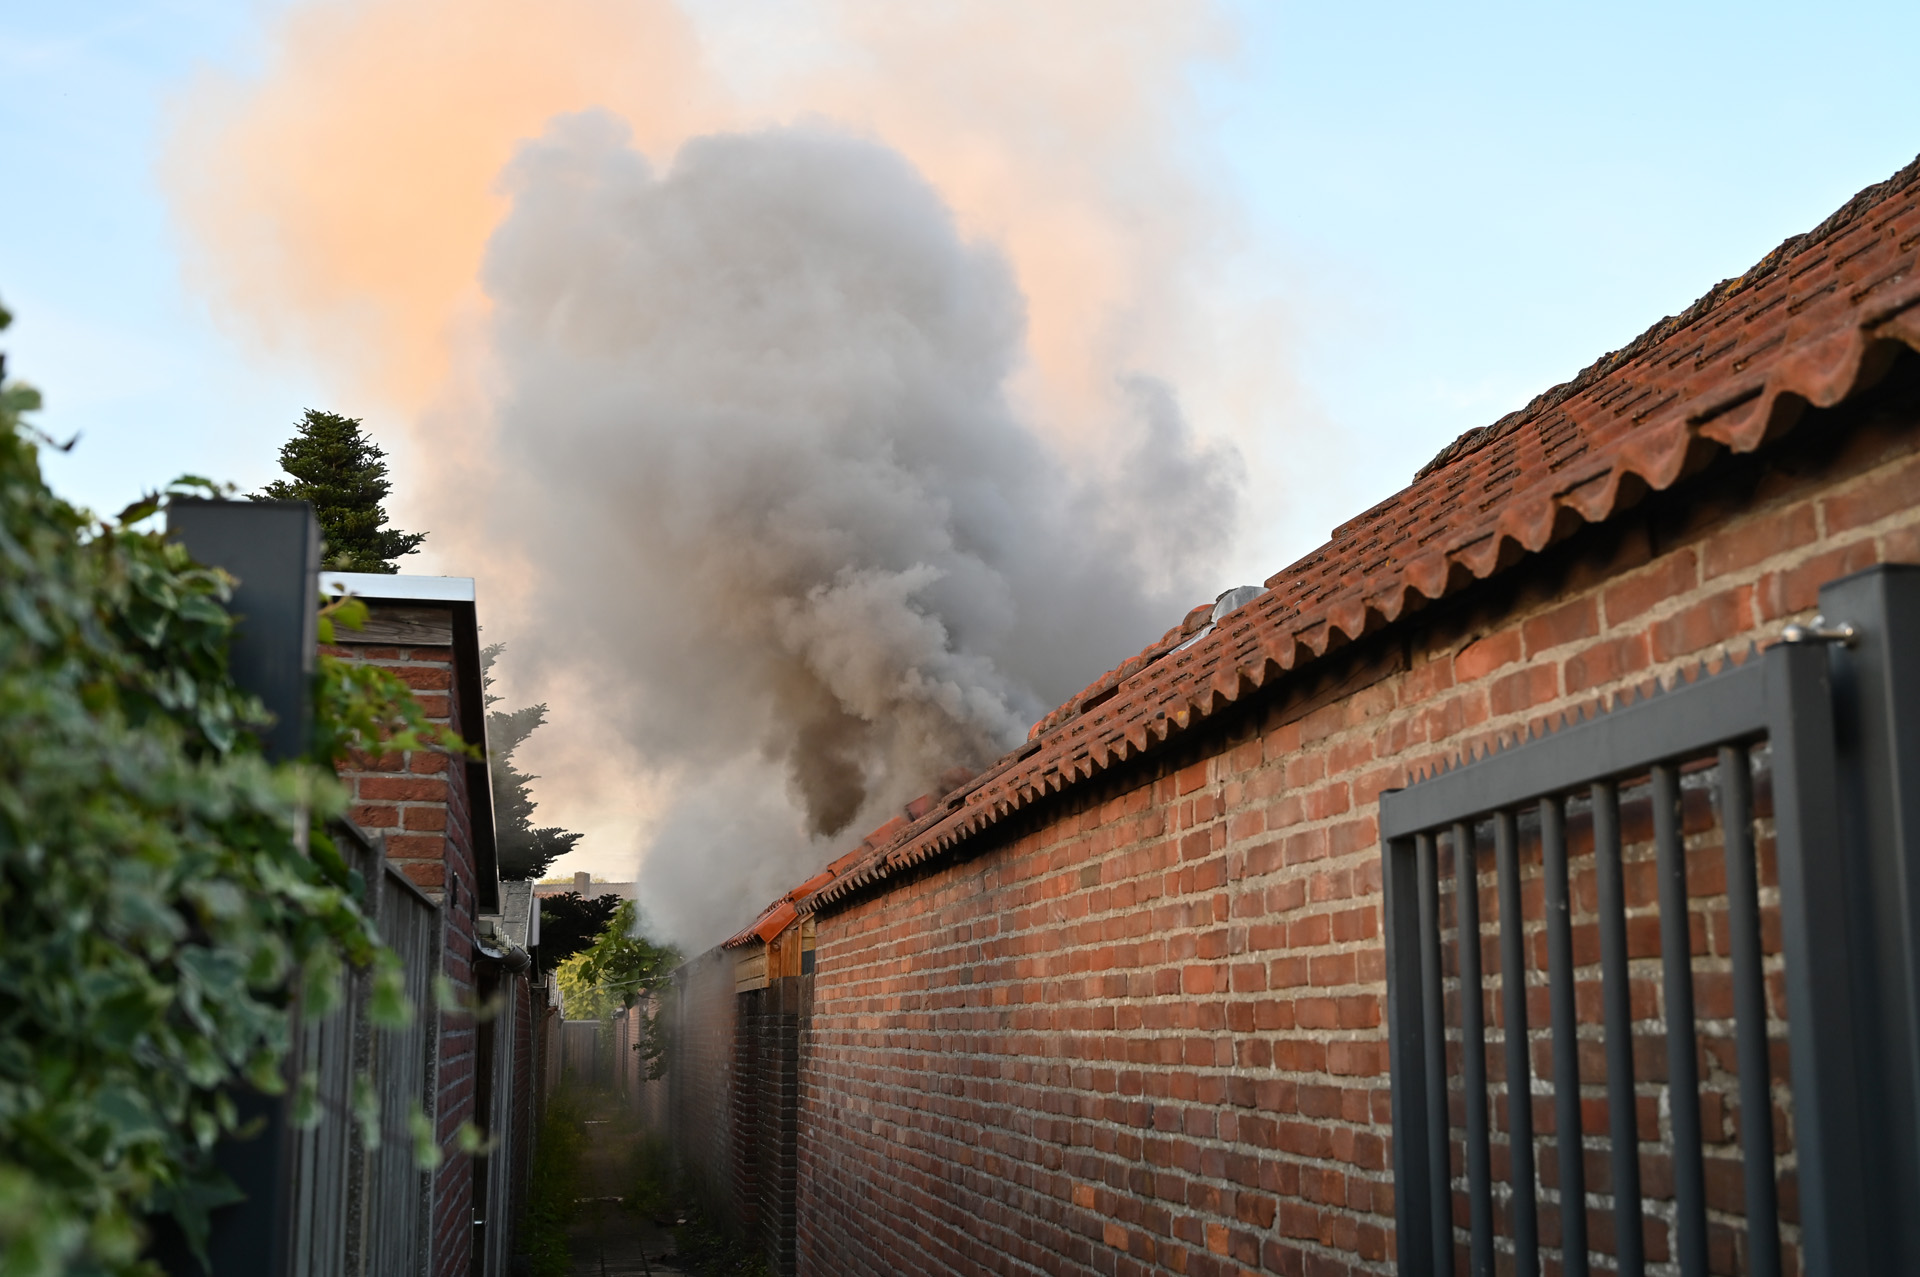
[471,113,1241,947]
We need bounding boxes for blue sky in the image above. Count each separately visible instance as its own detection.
[4,0,1918,564]
[1201,0,1920,559]
[0,2,323,509]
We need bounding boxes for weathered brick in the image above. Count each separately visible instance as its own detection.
[357,775,448,803]
[1563,632,1651,695]
[1453,629,1521,682]
[1702,501,1818,577]
[1602,548,1698,625]
[1648,585,1754,662]
[1822,450,1920,534]
[1520,597,1598,656]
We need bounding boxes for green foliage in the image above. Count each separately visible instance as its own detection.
[535,892,620,969]
[0,308,431,1274]
[623,1130,676,1222]
[480,645,581,880]
[666,1211,771,1277]
[554,902,677,1018]
[553,902,678,1078]
[623,1132,765,1277]
[515,1090,586,1277]
[255,409,423,573]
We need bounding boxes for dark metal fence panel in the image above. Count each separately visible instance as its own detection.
[166,499,319,764]
[1380,565,1920,1276]
[365,861,440,1277]
[287,865,364,1277]
[154,501,320,1277]
[478,972,519,1277]
[161,499,456,1274]
[1781,565,1920,1275]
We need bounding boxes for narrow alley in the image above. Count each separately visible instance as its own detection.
[564,1114,684,1277]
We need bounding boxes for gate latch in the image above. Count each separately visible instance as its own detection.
[1779,614,1859,646]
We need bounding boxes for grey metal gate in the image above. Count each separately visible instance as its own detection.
[1379,564,1920,1276]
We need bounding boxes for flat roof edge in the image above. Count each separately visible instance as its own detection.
[320,571,476,604]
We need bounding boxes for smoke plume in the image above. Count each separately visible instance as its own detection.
[164,0,1262,948]
[468,116,1239,941]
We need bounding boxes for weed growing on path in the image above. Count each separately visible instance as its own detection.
[517,1089,587,1277]
[625,1136,767,1277]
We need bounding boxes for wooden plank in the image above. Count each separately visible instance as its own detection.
[735,946,769,993]
[333,603,454,647]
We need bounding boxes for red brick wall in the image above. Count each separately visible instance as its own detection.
[335,642,464,897]
[329,636,483,1277]
[790,367,1920,1273]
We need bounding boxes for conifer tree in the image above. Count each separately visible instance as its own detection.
[482,644,584,880]
[256,409,424,572]
[534,892,621,967]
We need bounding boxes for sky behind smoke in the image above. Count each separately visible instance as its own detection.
[7,0,1920,945]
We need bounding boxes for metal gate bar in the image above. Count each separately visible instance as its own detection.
[1493,811,1539,1276]
[1415,832,1453,1277]
[1590,781,1642,1277]
[1720,744,1781,1277]
[1454,820,1492,1274]
[1651,763,1707,1277]
[1539,796,1586,1277]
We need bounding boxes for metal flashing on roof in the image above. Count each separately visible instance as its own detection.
[492,880,541,951]
[320,571,476,604]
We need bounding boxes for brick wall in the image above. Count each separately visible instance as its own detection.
[668,947,743,1225]
[328,633,483,1277]
[733,979,805,1275]
[785,358,1920,1273]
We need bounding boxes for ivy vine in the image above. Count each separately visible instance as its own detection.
[0,307,451,1275]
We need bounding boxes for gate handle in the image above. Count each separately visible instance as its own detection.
[1780,615,1858,646]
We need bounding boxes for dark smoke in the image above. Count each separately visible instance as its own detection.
[475,112,1240,945]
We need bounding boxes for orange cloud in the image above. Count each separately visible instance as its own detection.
[166,0,1227,430]
[166,0,716,409]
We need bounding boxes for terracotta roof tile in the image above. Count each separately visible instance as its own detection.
[729,153,1920,934]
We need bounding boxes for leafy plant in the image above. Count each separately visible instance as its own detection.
[0,305,439,1275]
[553,902,679,1079]
[514,1089,586,1277]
